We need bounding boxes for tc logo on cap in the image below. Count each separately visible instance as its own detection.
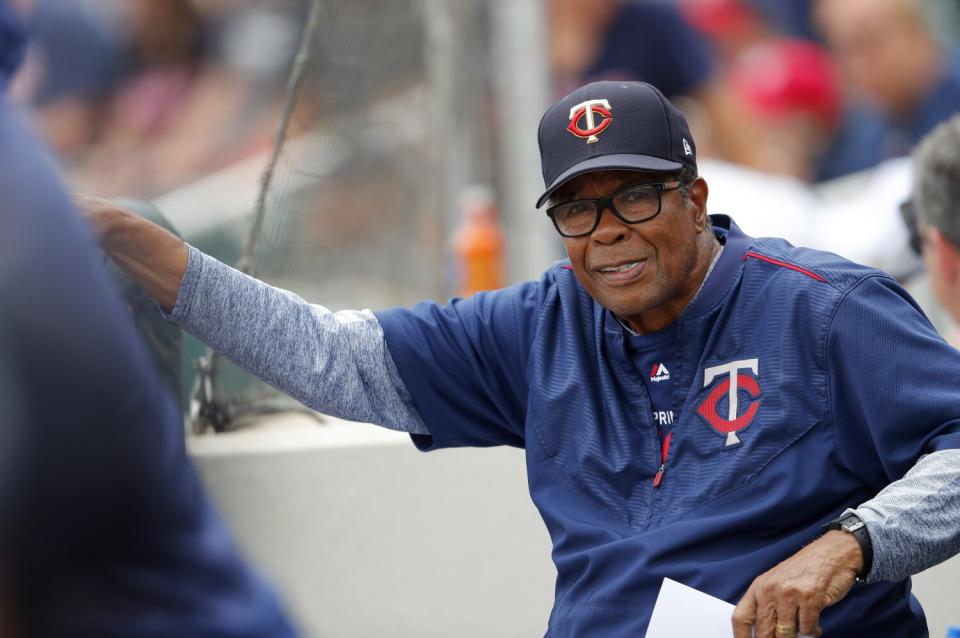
[567,99,612,144]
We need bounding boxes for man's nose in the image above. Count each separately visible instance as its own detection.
[591,206,628,244]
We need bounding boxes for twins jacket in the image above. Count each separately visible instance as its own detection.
[377,216,960,637]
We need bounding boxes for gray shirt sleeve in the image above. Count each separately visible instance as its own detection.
[853,448,960,583]
[165,245,429,435]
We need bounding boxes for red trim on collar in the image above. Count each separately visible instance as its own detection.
[743,251,827,283]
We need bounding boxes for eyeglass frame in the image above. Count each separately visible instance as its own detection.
[900,198,924,256]
[545,179,683,238]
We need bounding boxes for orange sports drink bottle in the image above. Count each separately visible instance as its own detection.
[453,186,504,296]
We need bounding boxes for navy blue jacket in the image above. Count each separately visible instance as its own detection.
[378,216,960,637]
[0,7,295,635]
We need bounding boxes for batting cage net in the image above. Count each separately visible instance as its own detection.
[144,0,546,432]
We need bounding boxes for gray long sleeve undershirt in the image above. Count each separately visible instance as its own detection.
[165,245,428,435]
[854,451,960,583]
[168,245,960,583]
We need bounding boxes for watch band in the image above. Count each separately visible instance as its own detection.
[827,512,873,581]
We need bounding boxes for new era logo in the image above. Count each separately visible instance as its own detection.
[650,363,670,383]
[682,138,692,156]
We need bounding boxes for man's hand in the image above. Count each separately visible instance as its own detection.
[731,531,863,638]
[73,195,189,312]
[73,194,121,247]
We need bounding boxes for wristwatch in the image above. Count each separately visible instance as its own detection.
[826,512,873,582]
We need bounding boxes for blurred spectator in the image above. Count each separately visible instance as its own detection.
[10,0,126,158]
[72,0,210,196]
[10,0,307,200]
[748,0,817,41]
[548,0,759,166]
[679,0,779,66]
[730,39,841,181]
[816,0,960,172]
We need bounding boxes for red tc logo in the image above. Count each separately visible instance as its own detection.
[695,359,761,448]
[568,99,612,144]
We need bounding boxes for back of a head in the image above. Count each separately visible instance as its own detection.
[913,115,960,245]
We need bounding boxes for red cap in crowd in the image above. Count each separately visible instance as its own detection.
[731,39,842,128]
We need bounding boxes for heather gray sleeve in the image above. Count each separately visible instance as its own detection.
[852,448,960,583]
[165,246,429,434]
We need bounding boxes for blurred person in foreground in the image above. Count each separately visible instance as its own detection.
[905,115,960,323]
[82,78,960,637]
[816,0,960,173]
[0,5,295,636]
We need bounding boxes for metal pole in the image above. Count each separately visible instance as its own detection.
[490,0,555,283]
[424,0,492,294]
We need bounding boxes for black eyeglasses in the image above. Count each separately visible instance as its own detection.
[546,180,682,238]
[900,199,923,256]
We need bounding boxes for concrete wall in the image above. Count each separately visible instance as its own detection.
[191,417,960,637]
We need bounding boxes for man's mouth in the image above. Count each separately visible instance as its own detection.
[599,261,641,273]
[596,260,646,283]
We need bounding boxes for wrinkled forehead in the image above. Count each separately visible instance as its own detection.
[552,169,673,201]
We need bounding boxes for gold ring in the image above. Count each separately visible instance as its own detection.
[775,624,797,635]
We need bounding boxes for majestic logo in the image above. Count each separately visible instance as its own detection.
[650,362,670,383]
[568,99,613,144]
[695,359,761,448]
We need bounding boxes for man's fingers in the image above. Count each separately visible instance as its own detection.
[797,597,825,637]
[71,194,126,247]
[754,595,779,638]
[774,596,800,638]
[732,584,759,638]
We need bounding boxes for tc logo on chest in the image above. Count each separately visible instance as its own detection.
[695,358,761,448]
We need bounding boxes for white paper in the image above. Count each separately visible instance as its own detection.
[645,578,812,638]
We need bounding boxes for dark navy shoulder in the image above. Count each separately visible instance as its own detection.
[747,236,895,295]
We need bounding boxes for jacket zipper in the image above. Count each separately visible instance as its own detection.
[652,431,672,488]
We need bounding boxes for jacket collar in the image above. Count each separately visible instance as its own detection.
[601,214,753,336]
[682,214,752,319]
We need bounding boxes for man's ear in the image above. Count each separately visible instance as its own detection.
[928,226,960,285]
[690,177,709,228]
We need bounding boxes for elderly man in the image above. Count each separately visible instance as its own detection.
[85,81,960,638]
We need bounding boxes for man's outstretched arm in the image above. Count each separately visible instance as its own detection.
[79,197,428,434]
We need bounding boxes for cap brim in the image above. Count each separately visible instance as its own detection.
[535,154,683,208]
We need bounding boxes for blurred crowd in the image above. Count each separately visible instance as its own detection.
[550,0,960,183]
[8,0,308,198]
[7,0,960,208]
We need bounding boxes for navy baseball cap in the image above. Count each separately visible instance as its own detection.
[536,81,697,208]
